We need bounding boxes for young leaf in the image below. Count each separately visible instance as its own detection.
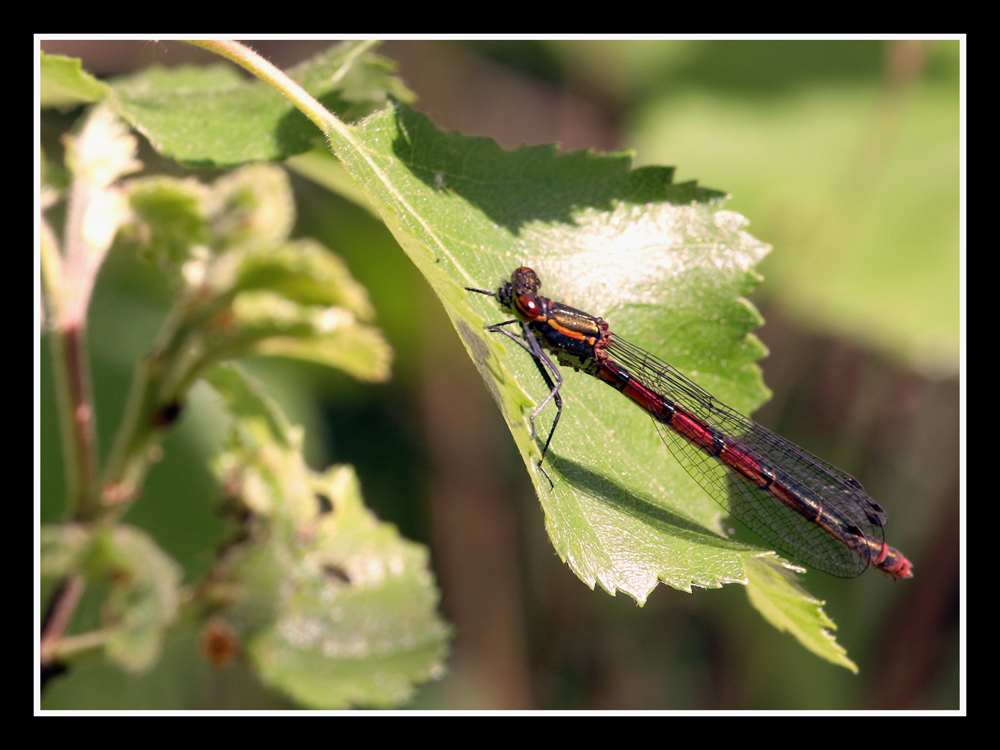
[103,163,392,506]
[40,523,183,673]
[205,364,449,708]
[95,526,184,672]
[40,524,95,608]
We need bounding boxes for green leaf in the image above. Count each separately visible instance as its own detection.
[204,163,296,254]
[125,175,211,267]
[124,164,392,382]
[95,526,184,672]
[40,524,183,672]
[217,290,391,383]
[744,558,858,673]
[317,100,856,667]
[40,523,96,606]
[205,364,449,708]
[40,52,110,109]
[231,238,377,318]
[242,463,450,709]
[248,317,392,382]
[111,41,415,167]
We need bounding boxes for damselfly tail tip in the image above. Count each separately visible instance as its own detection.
[875,545,913,579]
[895,561,914,579]
[886,565,914,580]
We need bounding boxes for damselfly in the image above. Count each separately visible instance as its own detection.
[467,267,912,579]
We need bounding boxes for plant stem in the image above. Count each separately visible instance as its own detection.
[41,171,105,520]
[40,575,86,666]
[185,40,342,137]
[42,105,140,520]
[48,325,102,519]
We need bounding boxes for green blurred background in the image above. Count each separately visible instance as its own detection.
[39,39,960,710]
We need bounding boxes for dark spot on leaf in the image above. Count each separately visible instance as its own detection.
[315,492,334,515]
[323,564,351,584]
